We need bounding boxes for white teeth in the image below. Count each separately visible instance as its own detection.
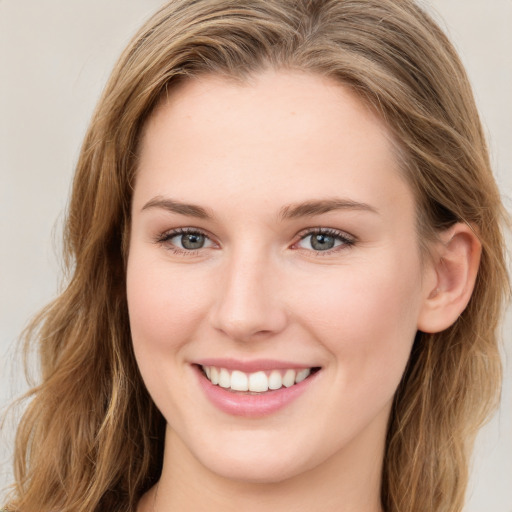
[202,366,315,393]
[268,370,282,390]
[295,368,311,383]
[219,368,230,388]
[282,369,295,388]
[230,370,249,391]
[249,371,269,392]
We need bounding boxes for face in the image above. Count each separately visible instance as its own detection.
[127,71,434,484]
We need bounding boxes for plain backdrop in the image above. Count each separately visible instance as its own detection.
[1,1,511,510]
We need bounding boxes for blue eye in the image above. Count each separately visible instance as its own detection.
[171,232,207,250]
[158,228,214,252]
[297,229,354,252]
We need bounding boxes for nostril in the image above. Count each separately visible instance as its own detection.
[210,311,288,343]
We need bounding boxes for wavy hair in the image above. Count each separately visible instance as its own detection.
[4,1,509,511]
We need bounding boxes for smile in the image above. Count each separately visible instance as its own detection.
[194,359,322,416]
[201,366,317,393]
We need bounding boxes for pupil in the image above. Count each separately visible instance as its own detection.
[182,233,205,250]
[311,234,334,251]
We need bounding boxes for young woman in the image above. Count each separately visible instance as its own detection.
[2,1,509,511]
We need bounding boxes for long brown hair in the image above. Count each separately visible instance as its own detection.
[4,1,509,511]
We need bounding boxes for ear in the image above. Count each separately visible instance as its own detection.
[417,223,482,334]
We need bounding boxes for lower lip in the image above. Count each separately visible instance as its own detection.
[194,366,319,417]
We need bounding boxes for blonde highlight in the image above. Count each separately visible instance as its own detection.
[4,1,509,511]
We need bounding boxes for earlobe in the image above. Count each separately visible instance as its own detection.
[417,223,482,334]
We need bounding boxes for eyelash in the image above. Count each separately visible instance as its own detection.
[155,227,214,256]
[155,227,356,256]
[295,228,356,255]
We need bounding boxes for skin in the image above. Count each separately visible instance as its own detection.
[128,70,479,512]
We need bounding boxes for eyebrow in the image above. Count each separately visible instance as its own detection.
[141,196,378,220]
[278,198,379,220]
[141,196,213,219]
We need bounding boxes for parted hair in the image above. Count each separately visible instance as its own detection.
[4,1,509,511]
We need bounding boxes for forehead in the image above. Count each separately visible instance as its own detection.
[134,70,413,221]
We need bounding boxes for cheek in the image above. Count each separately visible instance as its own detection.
[126,254,213,419]
[126,255,210,358]
[292,253,423,384]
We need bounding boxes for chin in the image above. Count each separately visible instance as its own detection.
[200,451,310,484]
[185,430,324,485]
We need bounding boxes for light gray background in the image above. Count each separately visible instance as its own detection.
[1,1,511,510]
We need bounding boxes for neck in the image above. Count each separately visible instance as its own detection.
[140,417,386,512]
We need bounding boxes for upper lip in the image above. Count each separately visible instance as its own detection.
[193,358,318,373]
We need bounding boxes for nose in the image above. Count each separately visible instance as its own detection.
[208,249,288,342]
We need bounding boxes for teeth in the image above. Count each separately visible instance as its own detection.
[219,368,231,388]
[201,366,313,393]
[249,371,268,392]
[282,369,295,388]
[268,370,282,390]
[295,368,310,383]
[231,370,249,391]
